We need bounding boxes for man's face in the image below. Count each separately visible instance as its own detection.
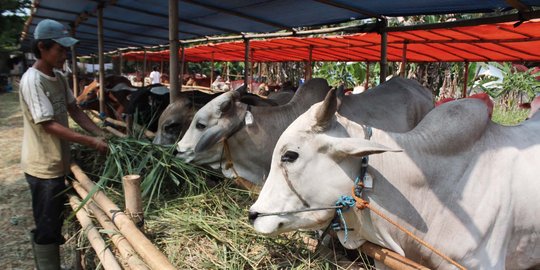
[40,42,68,69]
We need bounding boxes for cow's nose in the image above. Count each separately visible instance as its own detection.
[248,210,259,224]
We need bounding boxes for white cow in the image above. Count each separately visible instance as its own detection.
[250,90,540,269]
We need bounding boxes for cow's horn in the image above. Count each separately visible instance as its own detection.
[234,84,248,95]
[314,88,338,132]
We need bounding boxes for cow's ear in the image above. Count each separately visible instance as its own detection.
[218,95,234,114]
[327,138,401,158]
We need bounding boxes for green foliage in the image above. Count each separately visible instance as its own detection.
[313,62,370,88]
[0,0,30,51]
[491,105,529,125]
[489,63,540,99]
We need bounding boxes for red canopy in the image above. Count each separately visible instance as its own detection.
[120,19,540,63]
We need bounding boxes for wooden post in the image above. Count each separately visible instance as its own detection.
[365,62,370,90]
[250,49,254,90]
[400,41,408,78]
[360,242,430,270]
[97,4,106,115]
[122,175,144,230]
[380,18,388,83]
[462,61,469,98]
[169,0,179,102]
[244,38,250,91]
[70,163,176,270]
[142,48,147,87]
[68,195,123,270]
[91,55,95,75]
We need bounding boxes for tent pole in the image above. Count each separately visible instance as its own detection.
[160,57,164,74]
[244,38,250,91]
[142,48,147,87]
[462,61,469,98]
[97,4,106,116]
[379,18,388,83]
[70,27,78,97]
[365,62,370,90]
[169,0,179,102]
[400,42,408,77]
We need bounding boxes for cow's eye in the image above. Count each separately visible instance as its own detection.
[281,151,299,163]
[195,122,206,130]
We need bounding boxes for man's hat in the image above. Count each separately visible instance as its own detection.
[34,19,79,47]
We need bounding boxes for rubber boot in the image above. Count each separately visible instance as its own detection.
[30,231,61,270]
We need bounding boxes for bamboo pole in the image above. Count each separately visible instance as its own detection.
[379,18,388,84]
[122,175,144,230]
[98,4,106,115]
[72,183,149,270]
[68,195,123,270]
[105,126,127,138]
[88,110,155,138]
[119,50,123,75]
[400,42,408,78]
[169,0,179,102]
[244,38,250,91]
[210,52,215,84]
[179,45,185,93]
[70,163,176,270]
[462,61,469,98]
[142,48,147,87]
[360,242,430,270]
[306,45,313,80]
[365,62,370,90]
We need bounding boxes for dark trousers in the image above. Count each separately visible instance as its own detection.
[26,173,67,245]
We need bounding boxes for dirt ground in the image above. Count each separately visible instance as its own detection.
[0,88,34,269]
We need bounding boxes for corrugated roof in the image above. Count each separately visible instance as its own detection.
[119,19,540,62]
[20,0,540,56]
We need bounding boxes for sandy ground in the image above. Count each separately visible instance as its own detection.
[0,89,34,270]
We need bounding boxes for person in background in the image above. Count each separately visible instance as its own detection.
[19,19,108,269]
[149,65,161,84]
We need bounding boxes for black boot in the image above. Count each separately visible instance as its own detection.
[30,231,61,270]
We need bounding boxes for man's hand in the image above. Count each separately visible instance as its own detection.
[93,137,108,154]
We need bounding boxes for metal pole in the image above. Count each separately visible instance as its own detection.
[142,48,147,87]
[400,42,408,78]
[97,4,106,115]
[169,0,179,102]
[70,28,78,97]
[244,38,250,90]
[462,61,469,98]
[379,18,388,83]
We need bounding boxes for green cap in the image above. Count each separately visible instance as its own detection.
[34,19,78,47]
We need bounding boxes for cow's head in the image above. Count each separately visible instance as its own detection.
[77,79,99,108]
[176,86,248,167]
[249,88,398,241]
[153,98,198,145]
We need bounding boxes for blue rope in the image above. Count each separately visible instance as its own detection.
[333,195,356,242]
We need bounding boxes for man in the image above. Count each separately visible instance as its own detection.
[19,19,107,269]
[149,65,161,84]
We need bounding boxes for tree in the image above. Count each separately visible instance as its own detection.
[0,0,30,51]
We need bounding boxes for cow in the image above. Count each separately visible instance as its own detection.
[176,77,434,186]
[249,90,540,269]
[76,76,134,119]
[153,89,292,146]
[436,93,494,119]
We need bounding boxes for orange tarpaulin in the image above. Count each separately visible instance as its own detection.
[120,19,540,63]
